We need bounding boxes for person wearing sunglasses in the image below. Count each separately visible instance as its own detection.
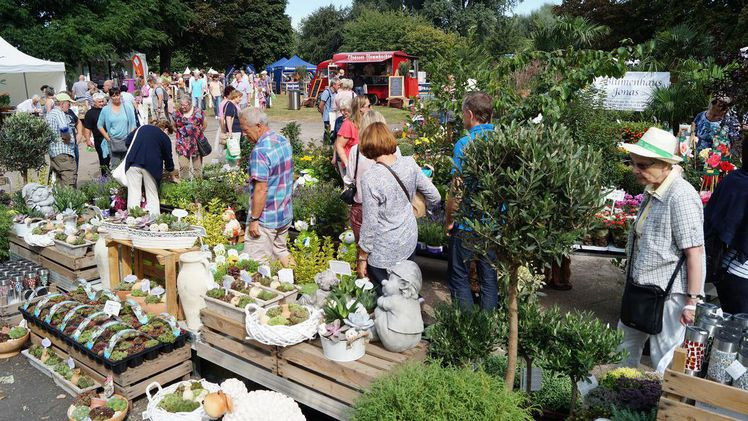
[617,127,705,373]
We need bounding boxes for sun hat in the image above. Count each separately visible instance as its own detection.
[260,70,268,75]
[620,127,682,164]
[54,92,72,102]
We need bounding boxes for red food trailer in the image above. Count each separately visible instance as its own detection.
[307,51,420,105]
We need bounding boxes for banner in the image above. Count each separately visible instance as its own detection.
[131,53,148,78]
[592,72,670,112]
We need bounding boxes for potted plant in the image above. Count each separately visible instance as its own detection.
[0,325,30,358]
[318,293,372,362]
[606,213,629,249]
[418,219,447,254]
[0,112,54,183]
[67,391,129,421]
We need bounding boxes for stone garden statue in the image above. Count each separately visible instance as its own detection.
[22,183,55,215]
[374,260,424,352]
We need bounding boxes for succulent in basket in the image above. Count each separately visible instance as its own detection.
[130,289,147,298]
[29,344,44,359]
[158,382,210,413]
[89,406,115,421]
[206,288,228,300]
[107,396,128,412]
[6,326,27,340]
[77,376,95,389]
[70,406,91,421]
[234,295,255,309]
[260,303,310,326]
[145,294,162,304]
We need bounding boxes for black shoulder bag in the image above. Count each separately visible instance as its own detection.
[620,233,686,335]
[340,149,360,205]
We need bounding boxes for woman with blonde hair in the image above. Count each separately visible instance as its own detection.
[333,95,370,172]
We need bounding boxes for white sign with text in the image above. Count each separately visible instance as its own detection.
[592,72,670,112]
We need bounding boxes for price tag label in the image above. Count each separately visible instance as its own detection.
[123,274,137,283]
[222,277,233,292]
[104,329,139,359]
[126,299,150,325]
[258,265,271,278]
[32,293,63,316]
[150,286,165,297]
[140,279,151,293]
[172,208,188,219]
[605,189,626,203]
[59,304,93,332]
[278,268,294,284]
[44,300,77,324]
[726,360,747,381]
[67,357,75,370]
[41,337,51,348]
[86,321,123,350]
[329,260,352,276]
[103,300,121,317]
[72,311,108,341]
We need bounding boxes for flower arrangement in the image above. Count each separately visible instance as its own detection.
[700,126,738,191]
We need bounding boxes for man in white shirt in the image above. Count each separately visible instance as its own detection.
[72,75,89,100]
[16,95,42,114]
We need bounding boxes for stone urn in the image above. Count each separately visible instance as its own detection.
[177,251,212,330]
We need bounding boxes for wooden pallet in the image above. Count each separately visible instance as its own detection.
[9,233,99,282]
[196,309,427,420]
[29,324,192,400]
[658,348,748,420]
[107,238,196,318]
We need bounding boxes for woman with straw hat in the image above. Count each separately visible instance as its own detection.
[617,127,706,373]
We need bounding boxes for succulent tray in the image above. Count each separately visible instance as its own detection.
[203,285,284,325]
[53,239,94,258]
[21,349,101,397]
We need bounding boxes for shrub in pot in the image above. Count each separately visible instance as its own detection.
[426,302,504,367]
[0,112,53,183]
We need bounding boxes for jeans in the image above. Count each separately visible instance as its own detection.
[192,96,202,109]
[715,272,748,314]
[447,229,499,310]
[93,137,111,176]
[213,97,220,114]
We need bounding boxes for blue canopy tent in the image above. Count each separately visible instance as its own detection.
[266,57,288,73]
[272,55,316,93]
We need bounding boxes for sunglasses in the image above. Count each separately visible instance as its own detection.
[629,160,656,170]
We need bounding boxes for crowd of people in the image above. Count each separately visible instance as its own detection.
[11,69,748,376]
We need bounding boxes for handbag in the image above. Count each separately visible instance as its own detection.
[112,126,142,186]
[377,162,426,218]
[620,234,686,335]
[197,135,212,157]
[340,149,360,205]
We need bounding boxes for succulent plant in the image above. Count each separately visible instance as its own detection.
[206,288,226,299]
[268,316,289,326]
[169,220,191,231]
[109,350,127,361]
[107,396,128,412]
[77,376,95,389]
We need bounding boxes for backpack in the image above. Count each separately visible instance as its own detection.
[704,232,729,284]
[316,87,332,110]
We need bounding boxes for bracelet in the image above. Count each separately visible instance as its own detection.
[686,293,704,300]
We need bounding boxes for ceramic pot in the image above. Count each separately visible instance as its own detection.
[94,237,110,289]
[592,228,609,247]
[177,251,212,330]
[320,336,366,362]
[13,222,29,237]
[0,330,29,358]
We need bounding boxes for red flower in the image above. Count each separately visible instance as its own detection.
[717,144,729,155]
[706,153,722,168]
[719,161,735,173]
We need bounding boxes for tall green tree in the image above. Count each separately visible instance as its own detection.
[232,0,293,69]
[421,0,517,36]
[297,5,351,64]
[342,9,460,67]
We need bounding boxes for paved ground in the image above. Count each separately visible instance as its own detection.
[0,112,630,419]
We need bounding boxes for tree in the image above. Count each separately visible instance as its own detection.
[455,122,605,389]
[232,0,293,69]
[531,14,610,52]
[0,113,53,183]
[342,9,460,67]
[297,5,350,64]
[422,0,517,36]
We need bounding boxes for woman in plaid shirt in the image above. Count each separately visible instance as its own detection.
[618,128,706,373]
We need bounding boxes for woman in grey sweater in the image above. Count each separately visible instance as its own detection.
[356,122,441,294]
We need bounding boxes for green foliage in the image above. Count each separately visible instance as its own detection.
[0,206,13,261]
[456,122,604,268]
[281,122,303,155]
[426,303,504,367]
[77,376,95,389]
[342,8,461,67]
[532,15,610,52]
[351,361,533,421]
[8,326,27,339]
[0,112,53,179]
[297,5,349,65]
[71,406,90,421]
[290,231,336,284]
[53,186,89,213]
[107,397,128,412]
[292,181,348,237]
[294,144,341,185]
[530,372,581,414]
[417,219,447,247]
[158,393,200,413]
[610,407,657,421]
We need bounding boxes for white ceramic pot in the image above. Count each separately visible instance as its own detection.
[94,237,110,289]
[13,222,28,237]
[177,251,212,330]
[320,336,366,362]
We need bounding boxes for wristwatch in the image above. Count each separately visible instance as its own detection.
[248,216,261,223]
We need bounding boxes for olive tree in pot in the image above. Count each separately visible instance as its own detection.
[455,121,604,389]
[542,308,624,417]
[0,112,53,183]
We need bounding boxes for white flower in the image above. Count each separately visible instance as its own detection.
[294,220,309,232]
[125,216,136,226]
[531,113,543,124]
[309,216,316,226]
[355,278,374,291]
[213,244,226,256]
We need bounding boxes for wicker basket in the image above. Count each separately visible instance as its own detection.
[128,226,204,250]
[244,304,321,347]
[144,379,220,421]
[101,221,130,241]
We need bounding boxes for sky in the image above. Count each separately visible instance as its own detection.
[286,0,563,28]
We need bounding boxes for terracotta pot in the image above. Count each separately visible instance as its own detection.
[115,290,130,301]
[143,302,167,315]
[0,331,29,358]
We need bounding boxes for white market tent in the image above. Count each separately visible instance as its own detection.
[0,36,66,106]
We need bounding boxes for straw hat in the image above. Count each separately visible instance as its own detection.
[620,127,682,164]
[54,92,72,102]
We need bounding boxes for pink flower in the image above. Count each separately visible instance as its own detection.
[706,154,722,168]
[700,191,712,205]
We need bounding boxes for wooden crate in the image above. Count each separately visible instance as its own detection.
[196,309,427,420]
[29,324,192,400]
[657,348,748,420]
[0,284,58,325]
[9,233,99,283]
[107,238,196,318]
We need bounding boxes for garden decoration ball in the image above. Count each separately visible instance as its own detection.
[222,208,243,245]
[22,183,55,215]
[374,260,424,352]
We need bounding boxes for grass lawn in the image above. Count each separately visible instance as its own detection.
[264,93,410,124]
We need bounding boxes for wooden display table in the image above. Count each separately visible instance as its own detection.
[106,238,197,318]
[28,324,192,400]
[196,309,427,420]
[9,233,98,288]
[658,348,748,420]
